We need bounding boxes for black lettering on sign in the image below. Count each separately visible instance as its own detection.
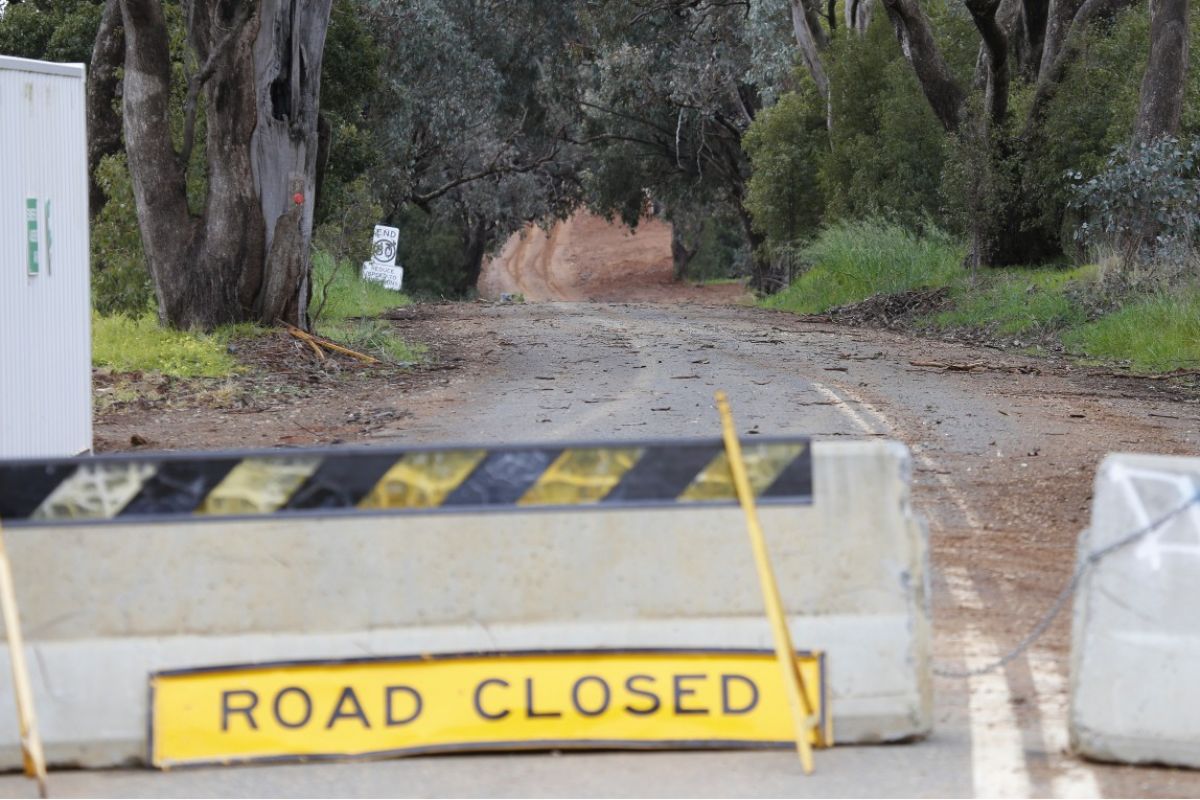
[624,674,660,716]
[386,686,423,726]
[721,674,759,715]
[221,689,259,732]
[673,674,709,716]
[272,687,313,729]
[525,678,562,719]
[570,676,611,717]
[325,687,371,729]
[473,678,510,721]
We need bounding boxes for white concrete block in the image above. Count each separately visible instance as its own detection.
[0,440,930,767]
[1071,453,1200,768]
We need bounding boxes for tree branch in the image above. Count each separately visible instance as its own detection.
[965,0,1009,125]
[1025,0,1138,132]
[790,0,830,100]
[87,0,125,218]
[179,1,253,167]
[880,0,966,131]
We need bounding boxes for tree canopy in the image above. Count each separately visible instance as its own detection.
[0,0,1194,323]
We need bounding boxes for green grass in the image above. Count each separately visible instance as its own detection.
[930,264,1096,337]
[762,219,1200,375]
[761,220,965,314]
[93,252,420,377]
[310,251,412,323]
[322,319,426,364]
[92,313,259,378]
[310,251,421,363]
[1063,290,1200,372]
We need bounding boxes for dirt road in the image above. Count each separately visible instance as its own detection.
[69,223,1200,798]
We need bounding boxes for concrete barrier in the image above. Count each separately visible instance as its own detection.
[0,439,930,767]
[1071,453,1200,768]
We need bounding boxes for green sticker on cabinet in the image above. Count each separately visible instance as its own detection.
[25,197,39,276]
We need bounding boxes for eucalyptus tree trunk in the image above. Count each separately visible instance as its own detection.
[1135,0,1190,142]
[789,0,830,101]
[86,0,124,219]
[117,0,332,331]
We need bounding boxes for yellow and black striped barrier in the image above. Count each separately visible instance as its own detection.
[0,439,811,526]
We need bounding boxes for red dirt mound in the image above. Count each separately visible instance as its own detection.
[478,212,747,304]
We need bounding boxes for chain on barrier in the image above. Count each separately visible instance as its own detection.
[933,489,1200,679]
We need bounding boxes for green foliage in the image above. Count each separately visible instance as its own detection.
[1071,137,1200,277]
[1064,290,1200,372]
[313,176,384,266]
[314,0,382,227]
[743,86,826,244]
[92,313,256,378]
[820,16,948,229]
[393,206,477,298]
[932,265,1096,336]
[762,220,965,314]
[91,154,155,316]
[1023,6,1149,245]
[939,100,1025,261]
[310,251,422,363]
[0,0,101,62]
[310,250,411,326]
[686,215,751,282]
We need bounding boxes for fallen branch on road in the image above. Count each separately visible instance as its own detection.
[909,360,986,372]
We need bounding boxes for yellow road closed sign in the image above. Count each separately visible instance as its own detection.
[150,649,829,767]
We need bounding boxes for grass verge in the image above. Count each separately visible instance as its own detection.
[310,250,420,362]
[92,313,258,378]
[762,220,964,315]
[763,220,1200,374]
[930,265,1096,338]
[93,252,420,378]
[311,250,412,321]
[1063,291,1200,372]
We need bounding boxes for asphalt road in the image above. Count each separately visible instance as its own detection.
[7,301,1200,798]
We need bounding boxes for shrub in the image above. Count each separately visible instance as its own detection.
[762,220,964,314]
[743,85,826,245]
[1070,137,1200,281]
[820,15,949,230]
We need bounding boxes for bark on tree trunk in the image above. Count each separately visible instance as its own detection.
[846,0,870,30]
[1028,0,1137,130]
[86,0,124,219]
[880,0,966,132]
[671,225,699,282]
[965,0,1010,125]
[459,217,493,296]
[790,0,830,100]
[1038,0,1085,82]
[1135,0,1190,142]
[118,0,332,331]
[248,0,334,328]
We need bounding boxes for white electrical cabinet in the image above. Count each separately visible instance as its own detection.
[0,55,92,458]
